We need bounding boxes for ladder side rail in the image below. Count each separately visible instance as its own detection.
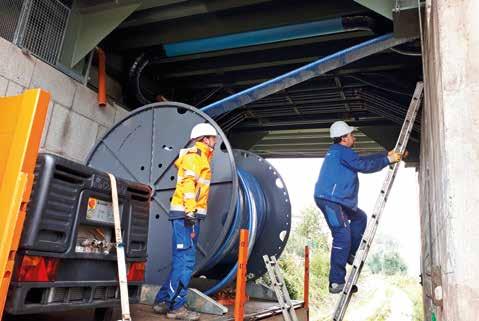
[332,82,424,321]
[271,257,299,321]
[358,83,423,253]
[263,255,292,321]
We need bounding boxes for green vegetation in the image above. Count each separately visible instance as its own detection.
[367,238,408,275]
[367,305,391,321]
[281,206,331,303]
[258,206,334,317]
[390,275,425,321]
[265,205,424,321]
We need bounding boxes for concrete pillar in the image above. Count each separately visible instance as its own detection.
[420,0,479,320]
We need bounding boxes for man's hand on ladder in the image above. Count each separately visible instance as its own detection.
[387,150,408,163]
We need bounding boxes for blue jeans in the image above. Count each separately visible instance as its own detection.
[155,218,200,310]
[314,198,367,284]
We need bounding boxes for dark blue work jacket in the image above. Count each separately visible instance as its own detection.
[314,144,389,210]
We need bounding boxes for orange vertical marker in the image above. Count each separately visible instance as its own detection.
[96,47,107,107]
[234,229,249,321]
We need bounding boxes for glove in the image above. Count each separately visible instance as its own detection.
[387,150,406,164]
[185,211,196,226]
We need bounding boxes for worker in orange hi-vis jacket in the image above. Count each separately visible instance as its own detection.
[153,123,217,321]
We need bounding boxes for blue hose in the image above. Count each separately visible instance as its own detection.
[203,168,266,295]
[201,33,413,118]
[163,19,345,57]
[202,193,243,270]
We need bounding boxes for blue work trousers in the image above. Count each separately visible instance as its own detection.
[314,198,367,284]
[155,218,199,311]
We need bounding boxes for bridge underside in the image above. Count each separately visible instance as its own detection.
[94,0,422,159]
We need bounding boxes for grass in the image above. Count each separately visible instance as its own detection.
[368,305,392,321]
[389,275,424,321]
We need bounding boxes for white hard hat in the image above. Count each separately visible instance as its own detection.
[330,121,356,138]
[190,123,218,140]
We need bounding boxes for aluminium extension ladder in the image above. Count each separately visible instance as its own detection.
[263,255,299,321]
[333,81,424,321]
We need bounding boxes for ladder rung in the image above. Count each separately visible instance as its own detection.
[263,255,299,321]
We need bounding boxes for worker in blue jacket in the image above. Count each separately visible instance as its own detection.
[314,121,404,294]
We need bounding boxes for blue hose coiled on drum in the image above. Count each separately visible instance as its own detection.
[203,168,266,295]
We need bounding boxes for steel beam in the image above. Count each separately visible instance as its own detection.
[202,34,415,118]
[254,137,376,146]
[59,1,140,67]
[230,118,393,132]
[155,49,414,80]
[76,0,183,12]
[169,64,411,90]
[154,37,402,79]
[354,0,394,20]
[251,142,382,150]
[109,0,366,50]
[120,0,273,29]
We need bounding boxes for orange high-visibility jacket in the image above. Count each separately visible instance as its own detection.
[169,141,213,219]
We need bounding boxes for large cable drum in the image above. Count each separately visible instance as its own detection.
[86,102,291,292]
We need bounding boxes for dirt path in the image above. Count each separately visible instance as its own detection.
[345,276,388,321]
[385,288,414,321]
[315,275,388,321]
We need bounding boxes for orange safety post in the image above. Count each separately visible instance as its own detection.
[0,89,50,317]
[234,229,249,321]
[304,245,310,320]
[96,47,107,107]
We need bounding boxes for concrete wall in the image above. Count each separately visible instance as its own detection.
[0,37,129,163]
[420,1,479,320]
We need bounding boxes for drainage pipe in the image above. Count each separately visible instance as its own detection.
[96,47,107,107]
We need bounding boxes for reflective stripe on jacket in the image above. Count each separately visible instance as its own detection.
[170,141,213,219]
[314,144,389,209]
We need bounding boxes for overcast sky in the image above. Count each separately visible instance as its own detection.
[267,158,421,277]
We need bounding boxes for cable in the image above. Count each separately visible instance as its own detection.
[344,75,413,97]
[390,47,422,57]
[195,87,224,107]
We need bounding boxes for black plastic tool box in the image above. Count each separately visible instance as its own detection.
[6,153,151,315]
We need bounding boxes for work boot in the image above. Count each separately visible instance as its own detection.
[347,254,355,265]
[166,306,200,321]
[329,283,359,294]
[152,302,169,314]
[329,283,345,294]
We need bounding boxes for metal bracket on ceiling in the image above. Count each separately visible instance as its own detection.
[393,0,426,38]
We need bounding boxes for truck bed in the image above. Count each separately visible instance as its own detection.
[132,301,307,321]
[6,301,308,321]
